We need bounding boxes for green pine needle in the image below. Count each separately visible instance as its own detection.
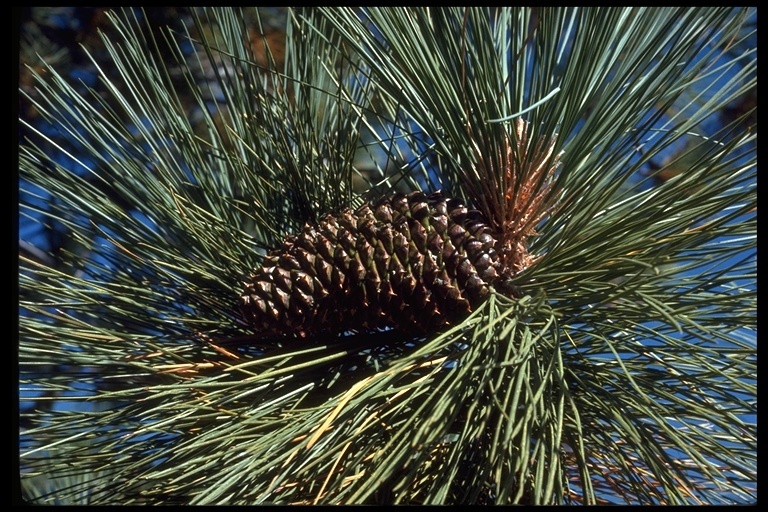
[19,7,755,505]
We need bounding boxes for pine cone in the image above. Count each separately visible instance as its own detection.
[239,191,503,337]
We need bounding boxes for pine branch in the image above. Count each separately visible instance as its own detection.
[19,7,755,505]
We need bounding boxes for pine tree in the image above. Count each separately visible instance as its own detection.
[19,7,756,505]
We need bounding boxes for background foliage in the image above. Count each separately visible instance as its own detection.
[18,7,755,504]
